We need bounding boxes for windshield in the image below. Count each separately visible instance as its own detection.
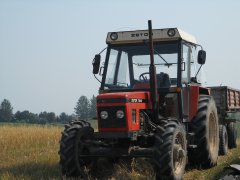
[103,42,179,90]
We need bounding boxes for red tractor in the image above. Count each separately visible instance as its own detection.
[59,21,222,179]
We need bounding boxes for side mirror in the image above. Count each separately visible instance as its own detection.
[92,54,101,74]
[197,50,206,64]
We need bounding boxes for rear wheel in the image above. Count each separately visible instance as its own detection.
[154,120,187,180]
[189,95,219,167]
[59,120,94,178]
[227,122,237,148]
[219,125,228,155]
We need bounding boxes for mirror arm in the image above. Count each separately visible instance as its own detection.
[99,47,107,55]
[94,74,101,83]
[197,44,203,50]
[194,64,203,79]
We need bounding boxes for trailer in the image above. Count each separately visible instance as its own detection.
[210,86,239,155]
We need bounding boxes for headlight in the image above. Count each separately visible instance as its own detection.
[116,110,124,119]
[167,29,176,37]
[100,111,108,119]
[110,32,118,40]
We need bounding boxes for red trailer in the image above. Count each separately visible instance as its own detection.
[210,86,239,154]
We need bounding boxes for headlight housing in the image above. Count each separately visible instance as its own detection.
[100,111,108,119]
[116,110,124,119]
[167,29,176,37]
[110,32,118,40]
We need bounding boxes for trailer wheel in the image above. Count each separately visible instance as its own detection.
[59,120,94,178]
[227,122,237,148]
[219,125,228,155]
[189,95,219,167]
[154,120,187,180]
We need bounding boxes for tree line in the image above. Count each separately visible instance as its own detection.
[0,95,97,124]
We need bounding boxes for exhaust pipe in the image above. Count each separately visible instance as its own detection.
[148,20,159,123]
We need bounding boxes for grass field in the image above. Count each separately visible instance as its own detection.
[0,123,240,180]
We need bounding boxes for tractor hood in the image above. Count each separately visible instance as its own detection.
[97,92,150,104]
[97,91,151,132]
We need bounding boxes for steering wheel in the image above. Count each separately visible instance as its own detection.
[139,72,150,82]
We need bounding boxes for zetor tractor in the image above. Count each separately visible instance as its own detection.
[59,21,219,179]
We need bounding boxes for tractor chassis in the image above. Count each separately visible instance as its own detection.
[79,132,154,158]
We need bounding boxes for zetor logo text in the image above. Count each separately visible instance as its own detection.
[131,33,149,37]
[130,32,153,38]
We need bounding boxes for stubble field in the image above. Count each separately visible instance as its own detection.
[0,123,240,180]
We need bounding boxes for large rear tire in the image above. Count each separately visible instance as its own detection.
[219,125,228,155]
[227,122,237,149]
[59,120,94,178]
[154,120,187,180]
[189,95,219,167]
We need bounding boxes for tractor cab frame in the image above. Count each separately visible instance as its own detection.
[93,26,207,129]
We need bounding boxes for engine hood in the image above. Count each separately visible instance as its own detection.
[97,92,150,104]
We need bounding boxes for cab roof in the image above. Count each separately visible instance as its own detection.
[106,28,197,45]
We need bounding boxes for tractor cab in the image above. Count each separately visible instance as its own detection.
[93,27,207,131]
[93,28,205,90]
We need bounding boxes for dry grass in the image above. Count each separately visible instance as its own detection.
[184,141,240,180]
[0,124,61,179]
[0,123,239,180]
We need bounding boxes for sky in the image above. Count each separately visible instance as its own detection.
[0,0,240,115]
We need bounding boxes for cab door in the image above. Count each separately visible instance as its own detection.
[182,43,192,122]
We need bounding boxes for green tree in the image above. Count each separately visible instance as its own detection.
[39,111,56,123]
[14,111,22,122]
[47,112,56,123]
[39,111,48,123]
[74,96,90,120]
[0,99,13,122]
[58,112,73,123]
[14,110,38,123]
[89,95,97,119]
[59,112,68,123]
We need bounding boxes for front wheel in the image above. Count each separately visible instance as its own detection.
[154,120,187,180]
[59,120,94,178]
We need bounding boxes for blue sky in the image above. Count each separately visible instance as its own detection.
[0,0,240,114]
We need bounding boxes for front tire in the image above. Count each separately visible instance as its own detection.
[154,120,187,180]
[189,95,219,167]
[59,120,94,178]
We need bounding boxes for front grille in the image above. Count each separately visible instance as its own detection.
[98,106,126,128]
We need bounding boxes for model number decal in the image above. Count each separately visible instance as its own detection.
[130,99,144,103]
